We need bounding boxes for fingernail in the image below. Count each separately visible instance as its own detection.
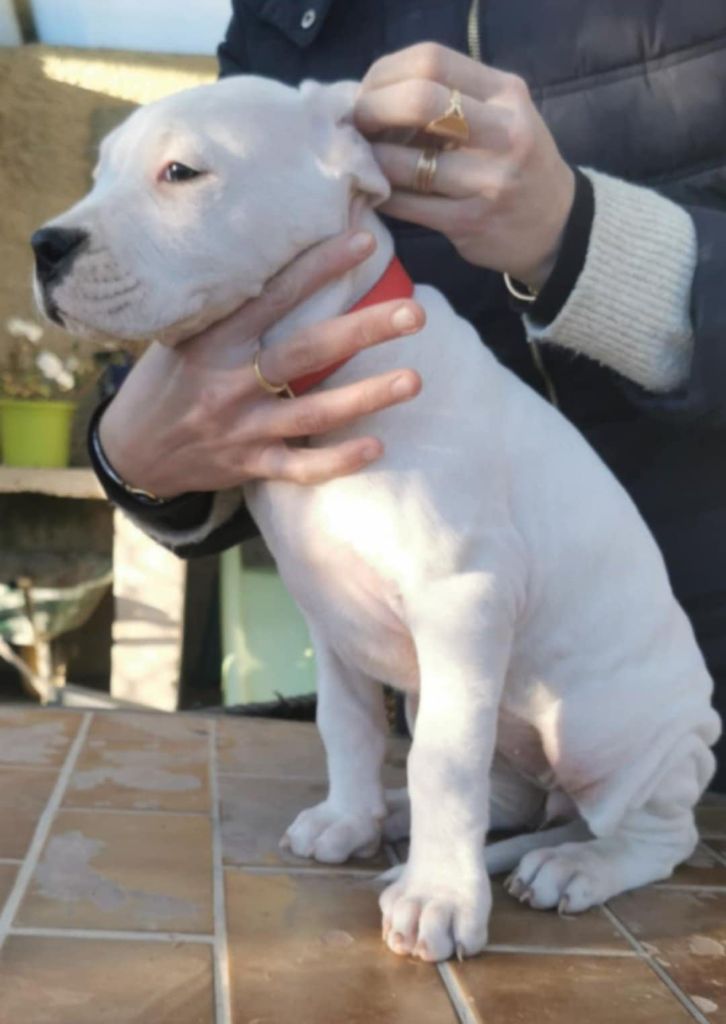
[391,373,416,398]
[349,231,374,256]
[391,305,418,332]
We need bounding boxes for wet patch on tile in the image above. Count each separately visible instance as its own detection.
[610,887,726,1021]
[0,709,81,767]
[0,937,214,1024]
[220,775,390,871]
[225,869,458,1023]
[0,768,57,859]
[17,809,213,933]
[32,830,197,923]
[65,713,209,812]
[453,952,693,1022]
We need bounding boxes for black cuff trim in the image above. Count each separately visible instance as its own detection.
[87,399,214,531]
[510,168,595,326]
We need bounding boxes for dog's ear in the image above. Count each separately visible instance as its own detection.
[301,80,390,206]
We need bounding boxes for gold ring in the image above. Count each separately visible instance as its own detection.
[413,148,438,194]
[253,349,293,397]
[425,87,470,146]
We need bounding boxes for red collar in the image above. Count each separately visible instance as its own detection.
[287,256,414,396]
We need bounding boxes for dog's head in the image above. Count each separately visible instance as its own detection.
[30,76,389,345]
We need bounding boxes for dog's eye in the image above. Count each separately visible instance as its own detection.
[162,162,202,183]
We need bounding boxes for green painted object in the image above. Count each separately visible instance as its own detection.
[0,399,76,468]
[220,542,316,707]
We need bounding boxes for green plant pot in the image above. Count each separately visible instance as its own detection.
[0,399,76,469]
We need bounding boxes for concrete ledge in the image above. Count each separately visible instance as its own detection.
[0,466,105,500]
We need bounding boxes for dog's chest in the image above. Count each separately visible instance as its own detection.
[244,478,424,691]
[281,541,421,691]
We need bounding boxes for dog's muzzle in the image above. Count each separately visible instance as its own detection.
[30,226,88,324]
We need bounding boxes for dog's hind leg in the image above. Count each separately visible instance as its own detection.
[384,752,545,841]
[505,739,714,912]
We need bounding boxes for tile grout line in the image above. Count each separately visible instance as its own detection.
[652,883,726,893]
[217,771,325,782]
[484,943,635,957]
[437,963,485,1024]
[10,926,214,944]
[701,840,726,869]
[384,843,481,1024]
[0,712,94,948]
[60,805,210,818]
[231,864,382,879]
[601,904,711,1024]
[209,720,233,1024]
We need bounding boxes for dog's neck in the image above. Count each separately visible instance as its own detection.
[260,208,395,350]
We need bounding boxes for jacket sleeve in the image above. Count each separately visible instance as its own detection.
[623,203,726,427]
[523,169,726,428]
[88,396,260,561]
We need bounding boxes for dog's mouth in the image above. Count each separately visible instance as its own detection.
[40,289,65,327]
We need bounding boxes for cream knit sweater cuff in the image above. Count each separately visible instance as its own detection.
[524,169,698,393]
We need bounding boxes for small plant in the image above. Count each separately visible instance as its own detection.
[1,317,129,401]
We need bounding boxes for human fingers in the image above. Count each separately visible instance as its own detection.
[243,230,378,337]
[255,299,425,394]
[378,189,486,240]
[371,143,498,199]
[250,368,422,441]
[355,79,520,154]
[192,230,377,351]
[361,42,506,99]
[248,437,387,486]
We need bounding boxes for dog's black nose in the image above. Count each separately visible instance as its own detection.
[31,227,88,284]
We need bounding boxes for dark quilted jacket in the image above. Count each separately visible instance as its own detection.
[144,1,723,785]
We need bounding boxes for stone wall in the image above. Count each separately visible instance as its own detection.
[0,44,215,460]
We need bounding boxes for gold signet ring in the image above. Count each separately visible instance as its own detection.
[425,87,470,145]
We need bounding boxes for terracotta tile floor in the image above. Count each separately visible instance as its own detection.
[0,706,724,1023]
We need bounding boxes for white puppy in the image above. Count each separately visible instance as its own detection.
[33,76,720,963]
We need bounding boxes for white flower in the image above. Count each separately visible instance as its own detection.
[6,316,43,344]
[35,351,75,391]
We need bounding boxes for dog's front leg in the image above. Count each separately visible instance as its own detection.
[283,634,387,863]
[381,576,513,962]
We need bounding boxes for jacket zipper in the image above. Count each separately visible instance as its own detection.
[466,0,560,409]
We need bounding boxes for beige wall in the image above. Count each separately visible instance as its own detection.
[0,45,215,364]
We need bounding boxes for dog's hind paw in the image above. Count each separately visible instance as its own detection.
[282,800,383,864]
[506,840,618,912]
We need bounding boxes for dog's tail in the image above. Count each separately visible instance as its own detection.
[377,819,591,883]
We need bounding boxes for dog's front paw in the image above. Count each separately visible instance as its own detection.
[282,801,382,863]
[380,868,491,962]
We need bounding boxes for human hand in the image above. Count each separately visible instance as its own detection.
[354,43,575,290]
[99,231,423,498]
